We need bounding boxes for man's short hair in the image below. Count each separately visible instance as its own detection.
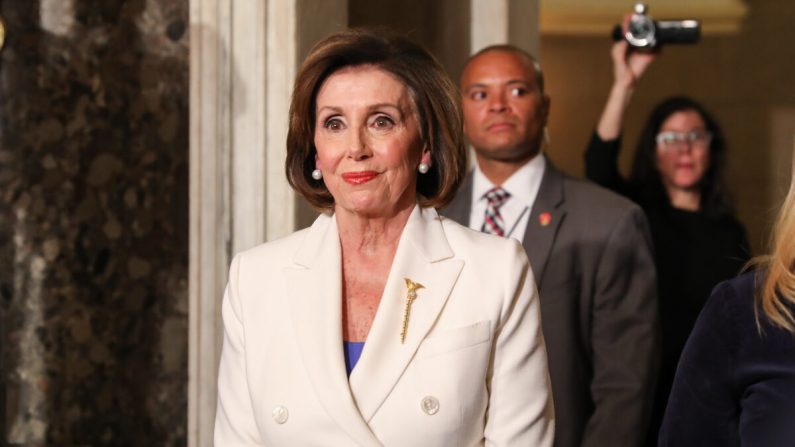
[463,45,545,95]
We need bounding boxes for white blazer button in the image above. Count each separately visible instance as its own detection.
[421,396,440,415]
[272,405,289,424]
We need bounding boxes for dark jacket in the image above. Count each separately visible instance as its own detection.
[441,159,660,447]
[659,271,795,446]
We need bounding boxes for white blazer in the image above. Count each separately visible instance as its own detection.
[214,205,554,446]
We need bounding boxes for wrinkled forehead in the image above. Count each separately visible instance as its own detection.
[316,63,420,114]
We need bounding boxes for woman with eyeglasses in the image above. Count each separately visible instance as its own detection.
[584,38,750,443]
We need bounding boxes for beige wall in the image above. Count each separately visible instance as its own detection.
[541,0,795,253]
[348,0,471,80]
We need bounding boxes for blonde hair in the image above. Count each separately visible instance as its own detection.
[753,154,795,333]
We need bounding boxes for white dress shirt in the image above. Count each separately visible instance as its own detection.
[468,154,546,243]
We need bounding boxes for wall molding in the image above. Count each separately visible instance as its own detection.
[540,0,749,35]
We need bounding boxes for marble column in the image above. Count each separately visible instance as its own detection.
[471,0,540,56]
[188,0,346,444]
[0,0,189,445]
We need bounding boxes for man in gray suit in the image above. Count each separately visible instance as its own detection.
[442,45,659,447]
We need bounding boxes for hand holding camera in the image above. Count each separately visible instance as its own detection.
[596,4,702,141]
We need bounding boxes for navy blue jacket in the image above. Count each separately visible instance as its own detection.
[659,271,795,446]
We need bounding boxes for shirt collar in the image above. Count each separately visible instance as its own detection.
[472,153,546,208]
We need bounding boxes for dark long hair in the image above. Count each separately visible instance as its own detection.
[630,96,733,217]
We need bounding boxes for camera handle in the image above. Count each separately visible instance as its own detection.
[656,20,700,44]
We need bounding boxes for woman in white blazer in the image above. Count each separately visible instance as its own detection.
[214,28,554,447]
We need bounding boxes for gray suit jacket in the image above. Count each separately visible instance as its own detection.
[441,160,659,447]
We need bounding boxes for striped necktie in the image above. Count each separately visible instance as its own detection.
[481,187,511,236]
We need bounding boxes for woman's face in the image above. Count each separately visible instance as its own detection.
[655,109,711,192]
[314,65,430,218]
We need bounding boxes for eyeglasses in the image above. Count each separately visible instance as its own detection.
[655,130,713,150]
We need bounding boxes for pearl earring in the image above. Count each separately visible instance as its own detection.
[418,162,430,174]
[311,169,323,180]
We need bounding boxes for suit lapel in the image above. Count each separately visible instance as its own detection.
[284,214,382,446]
[523,160,566,287]
[442,164,567,286]
[438,170,474,226]
[349,206,464,422]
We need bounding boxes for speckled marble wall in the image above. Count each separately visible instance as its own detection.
[0,1,188,445]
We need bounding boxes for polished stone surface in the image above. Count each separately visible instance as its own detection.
[0,1,188,444]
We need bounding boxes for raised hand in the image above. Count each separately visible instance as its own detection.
[612,15,658,89]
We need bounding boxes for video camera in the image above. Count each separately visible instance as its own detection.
[612,3,700,50]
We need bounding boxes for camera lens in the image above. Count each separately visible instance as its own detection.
[629,19,653,39]
[626,14,656,48]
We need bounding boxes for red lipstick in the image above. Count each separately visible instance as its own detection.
[342,171,379,185]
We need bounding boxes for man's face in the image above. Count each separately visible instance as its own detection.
[460,50,550,164]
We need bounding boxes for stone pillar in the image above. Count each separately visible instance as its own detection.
[2,1,189,444]
[188,0,346,445]
[189,2,233,445]
[470,0,540,56]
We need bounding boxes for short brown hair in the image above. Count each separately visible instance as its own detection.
[286,28,467,210]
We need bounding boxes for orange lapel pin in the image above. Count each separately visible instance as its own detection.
[539,212,551,227]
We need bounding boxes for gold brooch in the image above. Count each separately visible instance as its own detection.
[400,278,424,343]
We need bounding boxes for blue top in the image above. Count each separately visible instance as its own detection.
[659,271,795,446]
[343,341,365,377]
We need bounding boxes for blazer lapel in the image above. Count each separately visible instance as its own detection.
[349,206,464,422]
[284,214,383,447]
[523,159,567,287]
